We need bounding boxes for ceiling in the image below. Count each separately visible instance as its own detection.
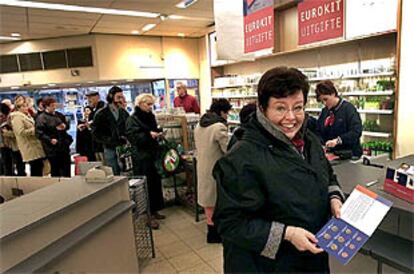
[0,0,214,42]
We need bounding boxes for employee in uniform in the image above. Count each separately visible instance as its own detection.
[315,80,363,158]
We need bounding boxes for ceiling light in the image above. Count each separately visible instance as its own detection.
[11,33,21,37]
[0,0,160,18]
[126,79,134,82]
[11,86,20,90]
[131,30,140,35]
[0,36,20,41]
[168,14,185,20]
[176,0,199,9]
[159,14,167,21]
[177,33,185,37]
[142,24,157,32]
[47,83,56,87]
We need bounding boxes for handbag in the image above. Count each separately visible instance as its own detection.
[116,142,133,173]
[155,138,182,178]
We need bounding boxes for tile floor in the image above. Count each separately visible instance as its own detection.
[140,206,223,274]
[140,206,402,274]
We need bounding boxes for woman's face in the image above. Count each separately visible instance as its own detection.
[84,108,91,118]
[318,93,338,109]
[264,91,305,140]
[20,103,29,114]
[139,100,154,113]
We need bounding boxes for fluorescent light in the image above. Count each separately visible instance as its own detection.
[177,33,185,37]
[0,36,20,41]
[142,24,157,32]
[47,83,56,87]
[0,0,160,18]
[131,30,140,35]
[168,14,185,20]
[11,32,21,37]
[176,0,199,9]
[126,79,134,82]
[11,86,20,90]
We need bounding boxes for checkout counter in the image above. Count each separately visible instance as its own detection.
[0,176,139,273]
[332,155,414,273]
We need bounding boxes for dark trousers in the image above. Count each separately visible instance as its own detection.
[29,158,44,177]
[48,153,71,177]
[1,147,13,176]
[12,151,26,176]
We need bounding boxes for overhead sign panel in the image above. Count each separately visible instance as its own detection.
[298,0,344,45]
[244,0,274,53]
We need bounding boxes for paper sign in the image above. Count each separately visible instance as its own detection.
[316,185,392,264]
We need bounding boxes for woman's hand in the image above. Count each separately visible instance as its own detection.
[150,131,161,139]
[325,138,339,148]
[330,198,342,218]
[284,226,323,254]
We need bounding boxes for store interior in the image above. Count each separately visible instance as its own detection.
[0,0,413,273]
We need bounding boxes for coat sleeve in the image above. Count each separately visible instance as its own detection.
[125,116,154,147]
[324,154,346,202]
[91,109,113,146]
[338,105,362,146]
[192,97,200,114]
[213,156,286,259]
[214,124,228,154]
[35,116,51,143]
[11,115,35,137]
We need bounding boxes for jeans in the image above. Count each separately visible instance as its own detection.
[104,147,120,175]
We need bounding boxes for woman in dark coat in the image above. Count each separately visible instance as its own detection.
[213,67,345,274]
[36,97,73,177]
[126,93,164,229]
[316,80,363,158]
[76,106,95,161]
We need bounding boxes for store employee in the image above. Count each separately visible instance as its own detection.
[315,80,363,158]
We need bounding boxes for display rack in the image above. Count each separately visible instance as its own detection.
[129,177,155,261]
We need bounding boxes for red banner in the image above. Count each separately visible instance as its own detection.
[298,0,344,45]
[244,0,274,53]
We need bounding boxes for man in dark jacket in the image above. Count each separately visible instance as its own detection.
[85,90,105,162]
[36,97,73,177]
[91,86,129,175]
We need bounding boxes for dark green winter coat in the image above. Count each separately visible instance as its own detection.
[213,110,344,274]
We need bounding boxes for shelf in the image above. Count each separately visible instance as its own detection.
[305,108,322,112]
[211,83,257,89]
[308,71,394,82]
[362,131,391,138]
[308,90,394,97]
[358,109,393,114]
[212,94,257,99]
[305,108,393,115]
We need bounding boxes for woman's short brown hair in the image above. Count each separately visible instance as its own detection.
[257,67,309,110]
[315,80,338,99]
[42,97,57,107]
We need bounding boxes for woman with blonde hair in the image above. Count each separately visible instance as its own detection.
[10,96,45,176]
[126,93,165,229]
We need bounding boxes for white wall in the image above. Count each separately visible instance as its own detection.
[395,0,414,157]
[0,34,201,88]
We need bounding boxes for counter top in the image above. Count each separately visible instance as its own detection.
[333,155,414,214]
[0,176,128,242]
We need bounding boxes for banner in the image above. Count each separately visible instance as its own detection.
[244,0,274,53]
[298,0,344,45]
